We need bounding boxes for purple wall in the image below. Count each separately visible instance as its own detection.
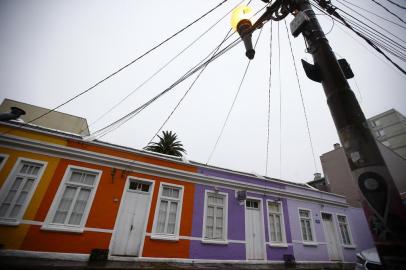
[189,184,245,260]
[193,166,374,263]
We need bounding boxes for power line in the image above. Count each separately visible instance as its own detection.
[278,21,282,179]
[0,0,230,136]
[338,0,406,30]
[384,0,406,9]
[312,0,406,75]
[284,20,318,173]
[370,0,406,24]
[265,22,273,176]
[206,28,264,165]
[147,29,234,145]
[86,36,244,141]
[86,0,245,130]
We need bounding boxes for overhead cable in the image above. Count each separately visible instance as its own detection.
[312,1,406,75]
[384,0,406,9]
[206,28,264,165]
[265,22,273,176]
[87,0,245,129]
[284,20,318,173]
[0,0,230,136]
[147,29,234,145]
[370,0,406,24]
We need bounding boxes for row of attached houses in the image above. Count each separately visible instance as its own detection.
[0,120,374,265]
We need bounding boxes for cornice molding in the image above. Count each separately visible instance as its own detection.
[0,134,348,207]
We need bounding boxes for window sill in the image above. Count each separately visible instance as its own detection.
[302,241,318,246]
[268,242,288,248]
[150,234,179,241]
[343,244,356,249]
[41,224,84,234]
[0,219,20,226]
[201,239,228,245]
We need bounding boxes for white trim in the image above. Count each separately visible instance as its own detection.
[151,182,184,240]
[145,233,246,244]
[41,165,102,232]
[320,211,343,261]
[0,157,47,225]
[0,134,349,208]
[0,153,9,172]
[109,176,155,257]
[292,239,324,245]
[335,213,354,246]
[297,208,317,243]
[265,199,287,246]
[201,189,228,243]
[244,196,267,261]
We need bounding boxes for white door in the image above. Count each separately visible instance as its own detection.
[111,181,152,256]
[322,213,341,261]
[245,199,265,260]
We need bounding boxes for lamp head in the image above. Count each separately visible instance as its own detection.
[230,5,255,59]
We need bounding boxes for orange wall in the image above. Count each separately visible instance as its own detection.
[22,158,195,256]
[21,226,111,254]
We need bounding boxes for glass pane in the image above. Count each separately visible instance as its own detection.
[300,219,307,240]
[9,204,21,218]
[208,195,215,204]
[206,225,213,239]
[269,215,276,241]
[10,177,23,191]
[20,164,29,174]
[53,186,76,224]
[70,171,83,184]
[305,220,313,241]
[268,202,279,213]
[162,187,171,197]
[4,190,16,204]
[22,179,34,192]
[171,188,179,199]
[31,166,40,176]
[216,207,223,218]
[156,200,168,233]
[299,210,309,218]
[0,203,10,217]
[16,191,28,205]
[68,189,90,225]
[83,174,96,186]
[141,184,150,192]
[215,226,223,239]
[216,196,224,205]
[275,215,282,242]
[207,206,214,218]
[167,202,177,234]
[338,215,346,223]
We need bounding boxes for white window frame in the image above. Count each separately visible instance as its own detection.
[151,182,184,241]
[266,200,287,247]
[42,165,102,233]
[336,214,355,248]
[201,190,228,244]
[298,208,317,245]
[0,153,9,172]
[0,157,47,225]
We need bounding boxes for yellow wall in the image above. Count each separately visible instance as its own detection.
[0,127,65,249]
[0,125,66,146]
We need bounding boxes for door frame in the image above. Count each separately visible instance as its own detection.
[109,176,155,257]
[320,211,343,261]
[244,196,267,261]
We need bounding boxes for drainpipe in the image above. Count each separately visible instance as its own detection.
[0,107,26,121]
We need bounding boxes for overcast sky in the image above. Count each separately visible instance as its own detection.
[1,0,405,183]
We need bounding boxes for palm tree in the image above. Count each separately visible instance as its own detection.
[144,131,186,157]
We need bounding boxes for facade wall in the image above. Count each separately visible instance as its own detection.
[0,123,375,264]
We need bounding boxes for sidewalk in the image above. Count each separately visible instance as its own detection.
[0,257,355,270]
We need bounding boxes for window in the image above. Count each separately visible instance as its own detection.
[203,191,227,242]
[44,166,101,231]
[246,200,259,209]
[0,159,45,224]
[152,183,183,239]
[299,209,314,242]
[337,215,352,245]
[267,201,286,243]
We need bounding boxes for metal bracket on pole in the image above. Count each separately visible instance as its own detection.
[301,59,322,82]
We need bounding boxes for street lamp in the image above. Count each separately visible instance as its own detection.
[230,5,255,59]
[231,0,406,268]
